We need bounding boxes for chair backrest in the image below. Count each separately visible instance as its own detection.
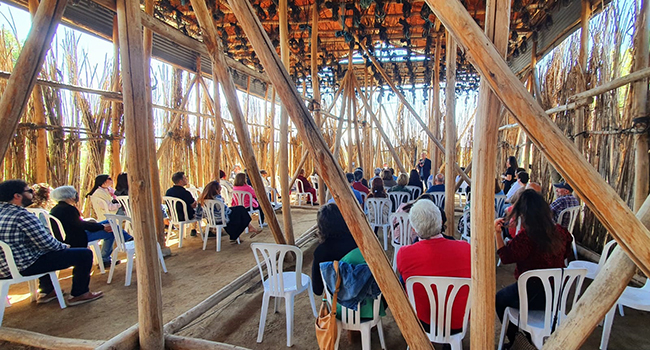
[405,276,471,342]
[0,240,25,279]
[265,186,279,203]
[310,175,319,190]
[26,208,66,240]
[360,192,367,205]
[517,268,587,334]
[429,192,445,209]
[459,209,470,242]
[495,194,507,218]
[406,186,422,200]
[202,200,226,227]
[232,190,254,211]
[116,196,132,217]
[596,240,618,273]
[390,211,413,246]
[296,179,306,194]
[162,196,189,223]
[557,268,588,326]
[388,192,411,212]
[557,206,581,232]
[366,198,391,226]
[104,214,130,251]
[187,186,200,200]
[250,243,303,296]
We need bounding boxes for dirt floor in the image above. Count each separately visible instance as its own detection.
[2,207,649,349]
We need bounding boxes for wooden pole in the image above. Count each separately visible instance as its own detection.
[633,0,649,212]
[225,2,435,348]
[469,0,510,345]
[353,86,363,171]
[432,36,442,171]
[95,325,139,350]
[0,327,102,350]
[444,32,457,233]
[270,87,276,188]
[110,15,122,180]
[311,2,326,204]
[165,335,250,350]
[279,0,295,244]
[333,75,348,159]
[424,0,650,277]
[190,0,286,246]
[0,0,67,163]
[212,77,223,180]
[575,0,591,153]
[116,0,164,348]
[195,57,204,185]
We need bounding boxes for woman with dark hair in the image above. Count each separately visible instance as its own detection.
[494,189,573,347]
[87,175,120,221]
[501,156,518,194]
[311,203,357,295]
[232,172,264,225]
[28,183,54,210]
[196,181,261,242]
[368,177,387,199]
[114,173,129,196]
[381,169,397,188]
[408,169,423,190]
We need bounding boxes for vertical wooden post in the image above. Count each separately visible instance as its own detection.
[190,0,287,246]
[575,0,591,153]
[0,0,67,163]
[633,0,650,212]
[444,32,457,231]
[226,2,434,347]
[469,0,510,345]
[195,57,204,185]
[269,87,276,188]
[432,36,442,172]
[212,78,222,180]
[311,3,325,204]
[27,0,49,184]
[347,44,355,172]
[116,0,164,348]
[279,0,294,244]
[110,15,122,180]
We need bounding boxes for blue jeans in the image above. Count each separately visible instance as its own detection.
[86,221,133,263]
[21,248,92,297]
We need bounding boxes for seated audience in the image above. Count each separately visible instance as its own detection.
[260,170,271,187]
[0,180,103,305]
[369,168,382,184]
[352,169,370,195]
[232,173,264,225]
[311,203,358,295]
[341,173,364,206]
[396,199,471,333]
[425,173,445,193]
[219,170,234,205]
[494,189,573,347]
[408,169,424,191]
[88,175,121,221]
[296,169,318,205]
[114,173,129,196]
[28,183,54,210]
[506,170,529,201]
[390,168,397,181]
[196,181,261,242]
[382,169,397,188]
[550,182,579,229]
[229,164,242,182]
[526,182,542,193]
[389,173,410,193]
[355,167,369,188]
[50,186,132,268]
[368,177,388,199]
[165,171,197,224]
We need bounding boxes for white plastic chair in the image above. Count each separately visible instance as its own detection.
[360,192,368,206]
[201,200,231,251]
[0,240,66,325]
[406,185,422,200]
[163,196,200,248]
[455,188,469,209]
[105,214,167,286]
[495,194,507,218]
[265,186,282,211]
[388,192,410,212]
[321,274,386,350]
[429,191,445,210]
[366,198,391,250]
[187,186,200,200]
[556,206,581,260]
[115,196,132,217]
[405,276,471,350]
[294,180,314,206]
[390,212,414,272]
[310,175,320,190]
[232,190,263,227]
[568,239,617,280]
[459,209,471,243]
[26,208,104,274]
[600,277,650,350]
[251,243,317,347]
[497,268,587,349]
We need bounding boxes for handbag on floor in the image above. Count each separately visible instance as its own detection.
[315,260,340,350]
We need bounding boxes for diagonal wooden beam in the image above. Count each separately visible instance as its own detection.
[0,0,68,163]
[424,0,650,277]
[225,1,434,348]
[190,0,286,246]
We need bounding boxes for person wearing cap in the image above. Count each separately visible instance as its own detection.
[550,182,579,229]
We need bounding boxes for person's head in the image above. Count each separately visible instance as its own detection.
[233,164,242,173]
[371,177,386,197]
[316,203,351,242]
[51,186,79,204]
[397,173,408,186]
[299,169,305,176]
[495,178,502,194]
[219,170,227,180]
[517,172,529,185]
[116,173,128,192]
[234,173,247,186]
[260,170,268,177]
[383,162,388,169]
[198,181,221,205]
[409,169,419,180]
[553,182,573,197]
[172,172,187,186]
[421,151,427,159]
[374,168,381,176]
[0,180,34,207]
[345,173,355,184]
[434,173,444,185]
[31,183,51,208]
[526,182,542,193]
[507,156,518,169]
[381,169,392,181]
[409,199,443,239]
[506,189,560,252]
[354,169,363,182]
[87,174,111,197]
[389,168,395,176]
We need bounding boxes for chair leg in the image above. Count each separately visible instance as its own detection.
[285,295,295,347]
[107,249,119,284]
[90,242,105,274]
[274,296,278,313]
[216,226,222,252]
[334,321,342,350]
[125,251,135,286]
[617,304,624,317]
[600,306,617,350]
[307,282,318,317]
[48,272,67,309]
[0,283,10,326]
[377,319,386,350]
[166,223,173,246]
[157,243,168,273]
[497,309,509,350]
[202,225,209,251]
[178,224,185,248]
[450,338,462,350]
[257,291,270,343]
[360,323,371,350]
[382,226,388,250]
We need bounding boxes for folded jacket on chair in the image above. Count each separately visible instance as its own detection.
[321,261,381,311]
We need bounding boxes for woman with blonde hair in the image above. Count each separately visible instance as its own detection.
[388,173,410,193]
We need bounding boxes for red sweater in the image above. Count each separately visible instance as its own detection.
[352,181,369,194]
[497,224,573,279]
[396,238,471,330]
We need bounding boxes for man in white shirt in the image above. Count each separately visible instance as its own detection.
[506,171,529,201]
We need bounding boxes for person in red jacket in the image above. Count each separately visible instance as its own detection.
[296,169,318,205]
[396,199,471,333]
